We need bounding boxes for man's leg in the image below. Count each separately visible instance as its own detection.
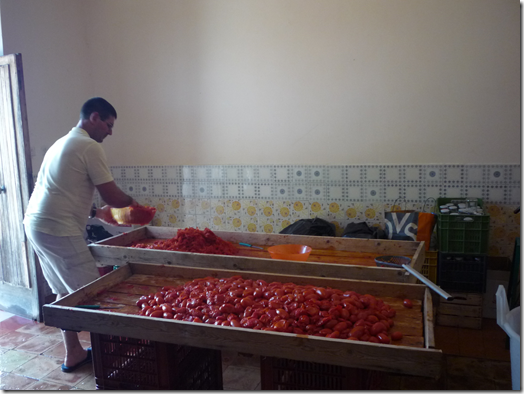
[57,293,89,368]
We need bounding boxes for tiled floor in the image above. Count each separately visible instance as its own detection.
[0,310,513,390]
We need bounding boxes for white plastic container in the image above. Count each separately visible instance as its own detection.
[496,285,521,390]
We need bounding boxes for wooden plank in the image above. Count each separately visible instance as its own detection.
[90,226,148,246]
[89,226,426,284]
[44,303,442,378]
[424,288,436,349]
[89,245,410,283]
[51,265,132,310]
[130,227,421,255]
[438,304,482,318]
[93,226,422,255]
[436,315,482,329]
[42,262,442,378]
[440,292,483,306]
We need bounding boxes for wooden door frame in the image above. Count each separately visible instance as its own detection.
[0,53,46,321]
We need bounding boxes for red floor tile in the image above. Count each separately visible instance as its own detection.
[15,335,62,354]
[0,372,38,390]
[0,331,36,349]
[0,316,36,331]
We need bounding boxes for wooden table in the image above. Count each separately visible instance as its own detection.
[43,262,442,379]
[89,226,426,283]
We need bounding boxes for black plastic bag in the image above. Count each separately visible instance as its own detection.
[86,224,114,243]
[342,222,386,239]
[279,218,336,237]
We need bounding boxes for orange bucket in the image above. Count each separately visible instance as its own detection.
[267,244,312,261]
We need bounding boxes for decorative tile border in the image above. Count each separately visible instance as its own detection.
[111,164,521,205]
[101,163,521,259]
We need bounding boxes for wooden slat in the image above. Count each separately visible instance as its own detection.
[424,288,436,349]
[440,292,483,306]
[438,304,482,318]
[44,304,442,377]
[436,315,482,329]
[90,226,426,283]
[90,245,410,283]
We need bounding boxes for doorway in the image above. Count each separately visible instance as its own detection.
[0,53,45,321]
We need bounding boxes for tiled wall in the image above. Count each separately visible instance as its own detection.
[109,164,521,258]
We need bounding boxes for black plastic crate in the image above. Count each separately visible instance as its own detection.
[91,333,223,390]
[437,253,487,293]
[260,356,383,390]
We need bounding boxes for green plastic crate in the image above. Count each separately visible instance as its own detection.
[436,198,490,254]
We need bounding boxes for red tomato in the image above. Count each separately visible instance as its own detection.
[370,322,387,336]
[325,319,339,329]
[340,308,350,320]
[349,327,365,339]
[332,322,348,332]
[377,333,390,344]
[366,315,379,323]
[276,309,289,319]
[319,328,333,336]
[391,331,403,341]
[219,303,235,314]
[403,299,413,308]
[150,310,164,318]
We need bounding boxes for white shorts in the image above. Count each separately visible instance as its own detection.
[24,225,100,295]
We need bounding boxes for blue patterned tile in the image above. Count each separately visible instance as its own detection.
[309,167,324,181]
[111,163,519,206]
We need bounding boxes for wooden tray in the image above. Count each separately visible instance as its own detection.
[89,226,425,283]
[43,263,442,378]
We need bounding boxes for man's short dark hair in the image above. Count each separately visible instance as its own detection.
[80,97,117,121]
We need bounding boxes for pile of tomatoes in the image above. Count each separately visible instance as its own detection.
[131,227,237,255]
[136,275,404,344]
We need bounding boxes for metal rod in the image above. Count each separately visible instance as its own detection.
[401,264,456,301]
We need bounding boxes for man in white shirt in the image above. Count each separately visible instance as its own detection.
[24,97,142,372]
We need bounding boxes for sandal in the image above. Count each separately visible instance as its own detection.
[61,348,92,373]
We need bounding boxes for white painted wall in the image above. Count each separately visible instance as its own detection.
[0,0,93,164]
[1,0,520,169]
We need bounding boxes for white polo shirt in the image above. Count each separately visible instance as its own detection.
[24,127,114,236]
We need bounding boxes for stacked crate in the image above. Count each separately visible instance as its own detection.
[421,250,439,284]
[260,356,384,390]
[435,198,489,329]
[91,333,223,390]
